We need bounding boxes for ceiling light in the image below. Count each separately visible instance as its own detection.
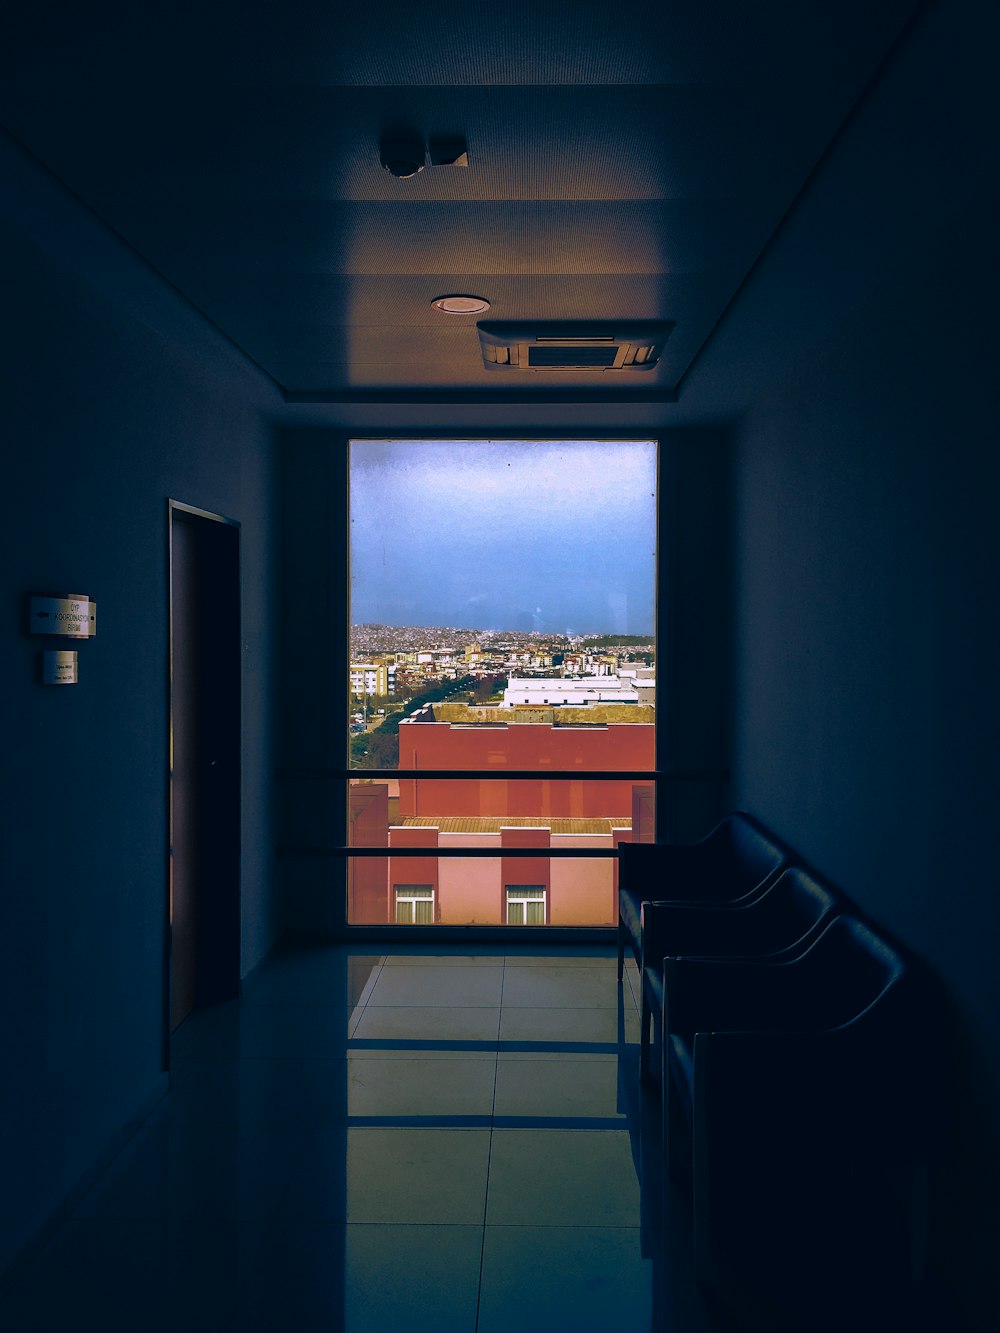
[432,294,491,314]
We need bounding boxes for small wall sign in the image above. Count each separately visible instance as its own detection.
[42,650,78,684]
[29,595,96,638]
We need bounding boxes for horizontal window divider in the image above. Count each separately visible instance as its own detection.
[279,767,729,782]
[278,845,628,859]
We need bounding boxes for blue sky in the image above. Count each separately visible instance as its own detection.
[349,439,656,635]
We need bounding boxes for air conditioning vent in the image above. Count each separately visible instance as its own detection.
[478,321,672,372]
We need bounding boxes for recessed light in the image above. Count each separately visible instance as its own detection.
[432,294,491,314]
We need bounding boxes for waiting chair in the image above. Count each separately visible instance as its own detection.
[637,864,843,1080]
[662,914,930,1314]
[617,812,794,982]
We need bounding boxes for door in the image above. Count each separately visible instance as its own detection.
[169,502,241,1035]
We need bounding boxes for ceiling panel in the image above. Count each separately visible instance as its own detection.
[1,0,921,402]
[7,1,917,87]
[0,85,849,204]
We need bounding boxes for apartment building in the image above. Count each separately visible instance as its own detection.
[348,703,653,925]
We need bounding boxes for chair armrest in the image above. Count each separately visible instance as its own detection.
[642,899,777,962]
[620,842,713,880]
[693,1027,912,1151]
[663,952,841,1035]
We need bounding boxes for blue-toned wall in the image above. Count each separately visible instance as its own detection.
[1,136,282,1276]
[688,2,1000,1319]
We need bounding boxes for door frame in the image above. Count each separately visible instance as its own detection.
[165,499,242,1066]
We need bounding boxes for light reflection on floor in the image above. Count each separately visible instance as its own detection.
[0,945,715,1332]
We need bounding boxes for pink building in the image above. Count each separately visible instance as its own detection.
[350,703,654,926]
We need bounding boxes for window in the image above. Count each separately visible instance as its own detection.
[506,885,546,926]
[395,885,434,924]
[348,439,657,927]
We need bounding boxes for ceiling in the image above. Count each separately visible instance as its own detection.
[2,1,919,407]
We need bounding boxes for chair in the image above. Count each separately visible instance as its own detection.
[617,812,794,982]
[637,864,843,1080]
[662,915,930,1315]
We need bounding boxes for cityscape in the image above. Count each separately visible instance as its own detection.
[350,623,655,710]
[348,622,656,927]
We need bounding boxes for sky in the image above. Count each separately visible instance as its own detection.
[349,439,656,635]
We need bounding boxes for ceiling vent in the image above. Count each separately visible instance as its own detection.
[477,321,672,372]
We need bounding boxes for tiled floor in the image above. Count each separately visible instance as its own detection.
[0,944,716,1332]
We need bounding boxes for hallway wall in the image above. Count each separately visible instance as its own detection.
[2,136,282,1276]
[710,2,999,1318]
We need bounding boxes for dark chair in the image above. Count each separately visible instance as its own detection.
[617,812,794,982]
[637,864,843,1080]
[662,915,931,1317]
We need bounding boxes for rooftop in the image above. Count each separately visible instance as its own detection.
[409,704,656,726]
[395,816,631,835]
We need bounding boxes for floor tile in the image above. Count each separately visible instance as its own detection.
[499,1004,637,1047]
[340,1055,496,1118]
[382,951,505,967]
[72,1123,306,1221]
[280,1126,492,1224]
[242,949,384,1008]
[0,1219,266,1333]
[503,949,617,966]
[493,1056,631,1122]
[501,964,620,1008]
[365,964,504,1007]
[486,1129,643,1227]
[171,1003,356,1063]
[148,1057,346,1129]
[232,1222,483,1333]
[478,1225,661,1333]
[351,1004,500,1044]
[346,1045,498,1061]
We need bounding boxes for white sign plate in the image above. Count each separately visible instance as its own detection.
[30,595,96,638]
[43,650,78,684]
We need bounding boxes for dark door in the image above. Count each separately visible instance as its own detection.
[169,503,241,1034]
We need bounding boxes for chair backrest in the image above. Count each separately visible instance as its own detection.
[789,914,910,1031]
[730,865,842,953]
[618,811,792,903]
[715,812,793,891]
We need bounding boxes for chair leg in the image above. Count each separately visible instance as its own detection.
[639,991,651,1083]
[616,919,625,981]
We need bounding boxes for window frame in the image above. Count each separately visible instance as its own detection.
[505,884,547,926]
[274,428,732,941]
[394,884,435,925]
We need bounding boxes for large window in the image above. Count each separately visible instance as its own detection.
[347,439,657,927]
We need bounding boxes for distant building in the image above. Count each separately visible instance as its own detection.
[349,660,397,697]
[349,702,654,926]
[501,675,644,706]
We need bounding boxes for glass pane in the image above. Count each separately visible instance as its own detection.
[414,898,434,925]
[525,900,546,926]
[349,439,656,926]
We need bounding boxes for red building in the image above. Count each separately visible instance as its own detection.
[350,703,654,926]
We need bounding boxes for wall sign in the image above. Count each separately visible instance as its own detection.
[42,650,78,684]
[29,595,96,638]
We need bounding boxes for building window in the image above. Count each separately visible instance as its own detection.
[506,885,546,926]
[395,885,434,924]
